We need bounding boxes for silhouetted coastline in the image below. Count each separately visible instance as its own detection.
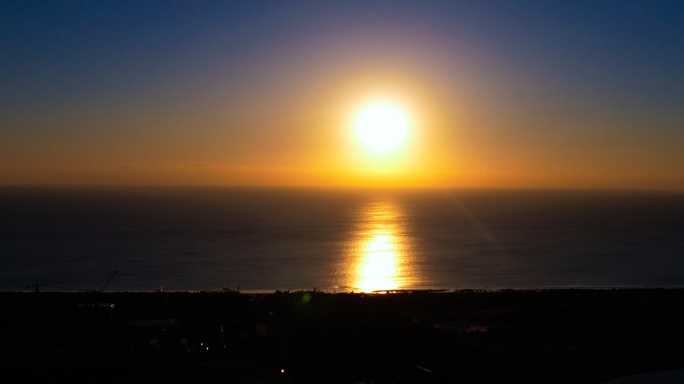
[2,289,684,383]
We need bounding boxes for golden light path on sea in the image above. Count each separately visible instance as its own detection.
[349,200,414,292]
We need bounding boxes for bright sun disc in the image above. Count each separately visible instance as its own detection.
[356,103,408,153]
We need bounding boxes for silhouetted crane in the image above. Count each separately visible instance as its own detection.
[100,271,119,292]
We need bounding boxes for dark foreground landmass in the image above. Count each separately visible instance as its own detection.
[2,289,684,383]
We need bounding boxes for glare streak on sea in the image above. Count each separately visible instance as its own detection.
[1,187,683,292]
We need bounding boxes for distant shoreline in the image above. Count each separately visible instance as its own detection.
[6,286,684,294]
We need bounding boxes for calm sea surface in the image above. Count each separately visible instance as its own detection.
[1,187,683,292]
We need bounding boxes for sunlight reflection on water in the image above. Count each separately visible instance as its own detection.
[350,200,415,292]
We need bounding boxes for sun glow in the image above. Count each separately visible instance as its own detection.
[355,103,409,153]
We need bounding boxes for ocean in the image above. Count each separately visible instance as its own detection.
[1,186,683,292]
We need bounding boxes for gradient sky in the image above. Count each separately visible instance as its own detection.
[2,1,683,188]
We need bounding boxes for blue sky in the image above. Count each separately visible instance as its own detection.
[1,1,683,187]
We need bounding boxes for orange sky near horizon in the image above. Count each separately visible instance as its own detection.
[3,67,683,190]
[3,61,683,190]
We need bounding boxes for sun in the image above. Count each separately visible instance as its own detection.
[355,103,409,153]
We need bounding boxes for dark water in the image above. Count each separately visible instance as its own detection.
[1,187,683,292]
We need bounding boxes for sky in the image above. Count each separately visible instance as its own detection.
[1,1,683,189]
